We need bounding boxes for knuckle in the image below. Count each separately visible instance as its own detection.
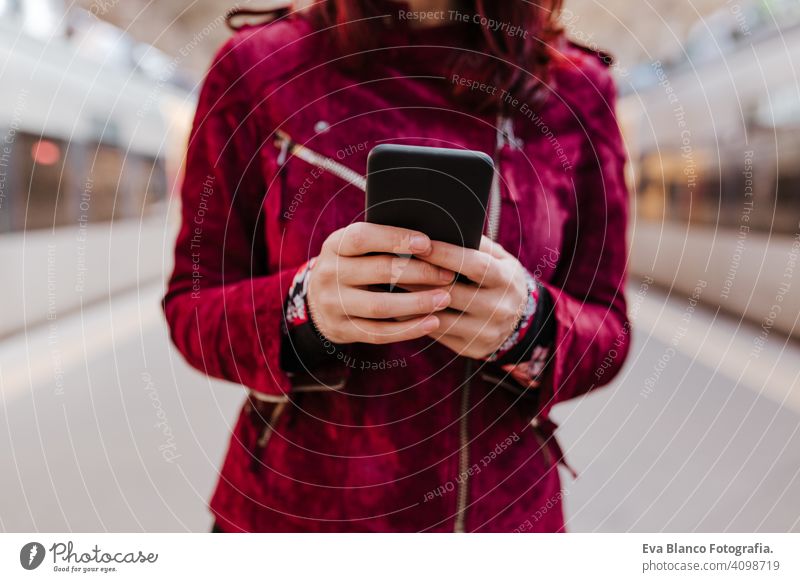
[480,329,498,347]
[389,257,406,280]
[377,258,393,282]
[344,223,366,253]
[368,297,389,318]
[317,295,337,313]
[418,293,433,312]
[324,227,345,251]
[495,264,509,283]
[393,230,414,253]
[497,304,516,323]
[422,262,440,282]
[464,259,482,281]
[479,257,494,278]
[446,248,461,268]
[495,263,510,283]
[472,293,490,312]
[315,263,334,283]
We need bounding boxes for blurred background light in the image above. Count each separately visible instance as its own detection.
[30,139,60,166]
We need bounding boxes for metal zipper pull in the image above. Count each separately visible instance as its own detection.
[250,401,288,473]
[276,133,290,166]
[272,128,367,192]
[276,132,292,224]
[500,116,523,150]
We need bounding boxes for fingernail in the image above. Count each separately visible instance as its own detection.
[422,317,439,332]
[439,269,455,283]
[432,291,450,309]
[410,235,430,253]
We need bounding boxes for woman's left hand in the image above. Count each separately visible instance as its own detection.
[420,236,531,359]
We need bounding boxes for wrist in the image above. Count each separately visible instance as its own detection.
[282,258,349,373]
[486,270,539,363]
[285,258,317,329]
[286,258,335,341]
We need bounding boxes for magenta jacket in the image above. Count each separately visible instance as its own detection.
[163,14,630,532]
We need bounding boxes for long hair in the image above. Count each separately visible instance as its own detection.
[306,0,564,112]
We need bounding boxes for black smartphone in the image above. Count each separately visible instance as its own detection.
[365,144,494,250]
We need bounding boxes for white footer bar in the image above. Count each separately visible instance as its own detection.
[1,533,798,581]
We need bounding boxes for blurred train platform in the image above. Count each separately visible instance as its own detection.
[554,282,800,532]
[0,208,174,339]
[1,240,798,532]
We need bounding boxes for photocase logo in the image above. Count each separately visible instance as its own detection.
[20,542,46,570]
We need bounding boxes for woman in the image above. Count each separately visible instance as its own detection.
[163,0,630,532]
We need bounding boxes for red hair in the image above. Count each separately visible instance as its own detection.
[306,0,564,112]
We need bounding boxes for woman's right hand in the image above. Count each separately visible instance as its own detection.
[307,223,454,344]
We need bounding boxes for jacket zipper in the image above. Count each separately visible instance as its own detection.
[453,360,472,533]
[272,127,506,226]
[452,116,510,532]
[486,115,521,238]
[274,129,367,192]
[486,116,504,241]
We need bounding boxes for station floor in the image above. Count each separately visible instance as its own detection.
[1,279,799,532]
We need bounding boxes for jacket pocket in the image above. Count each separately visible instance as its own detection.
[480,368,538,402]
[247,396,289,473]
[273,129,366,224]
[269,129,366,260]
[273,129,366,193]
[530,417,577,479]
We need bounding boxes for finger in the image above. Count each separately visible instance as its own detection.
[434,310,486,338]
[426,327,464,341]
[337,255,455,286]
[343,288,451,319]
[479,236,511,260]
[444,282,494,314]
[347,314,440,344]
[423,241,503,287]
[325,222,432,257]
[427,329,486,359]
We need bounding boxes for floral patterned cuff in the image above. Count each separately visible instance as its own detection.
[486,270,539,363]
[281,258,346,374]
[284,258,317,330]
[486,271,556,389]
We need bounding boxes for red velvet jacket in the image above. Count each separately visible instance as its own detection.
[163,15,630,532]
